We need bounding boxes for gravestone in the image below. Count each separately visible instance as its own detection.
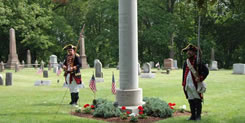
[49,55,58,68]
[210,61,218,70]
[53,66,58,73]
[164,58,174,70]
[43,70,48,78]
[6,28,20,69]
[0,74,3,85]
[15,62,19,72]
[48,62,51,70]
[27,50,31,67]
[95,60,104,82]
[140,63,155,78]
[149,61,154,68]
[117,0,144,114]
[22,60,25,68]
[173,60,178,69]
[35,60,38,69]
[34,80,51,86]
[0,62,4,72]
[233,63,245,74]
[5,72,12,86]
[94,59,100,68]
[41,60,45,70]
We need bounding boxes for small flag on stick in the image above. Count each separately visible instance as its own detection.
[89,74,96,93]
[112,73,116,95]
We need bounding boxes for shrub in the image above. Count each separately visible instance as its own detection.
[92,98,109,108]
[93,102,121,118]
[143,97,173,118]
[130,116,138,122]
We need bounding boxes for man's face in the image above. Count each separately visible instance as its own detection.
[186,50,196,58]
[67,49,75,55]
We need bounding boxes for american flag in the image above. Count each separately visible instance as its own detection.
[56,68,62,76]
[37,68,43,74]
[89,74,96,93]
[112,73,116,95]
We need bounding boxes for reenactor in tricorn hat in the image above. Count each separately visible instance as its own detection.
[182,44,209,121]
[62,44,82,106]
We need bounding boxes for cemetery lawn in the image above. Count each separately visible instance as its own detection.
[0,68,245,123]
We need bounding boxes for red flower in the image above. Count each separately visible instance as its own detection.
[138,106,144,111]
[170,106,174,109]
[168,102,176,106]
[126,111,131,114]
[139,111,143,115]
[121,106,126,110]
[83,104,90,108]
[91,105,95,109]
[172,103,176,106]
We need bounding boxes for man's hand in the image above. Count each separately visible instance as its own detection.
[63,65,67,71]
[195,77,200,82]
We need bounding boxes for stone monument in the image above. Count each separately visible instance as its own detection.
[5,72,12,86]
[233,63,245,74]
[116,0,144,114]
[49,55,58,68]
[6,28,20,69]
[79,30,89,69]
[27,50,31,67]
[210,48,218,70]
[140,63,155,78]
[95,60,104,82]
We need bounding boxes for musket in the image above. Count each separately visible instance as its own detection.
[75,24,86,53]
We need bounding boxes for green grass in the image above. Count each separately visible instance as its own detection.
[0,68,245,123]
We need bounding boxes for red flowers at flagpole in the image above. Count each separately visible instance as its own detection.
[168,102,176,109]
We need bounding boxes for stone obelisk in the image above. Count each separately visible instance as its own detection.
[116,0,143,112]
[79,34,89,68]
[27,50,31,67]
[6,28,19,69]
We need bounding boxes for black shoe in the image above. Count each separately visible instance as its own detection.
[196,115,201,120]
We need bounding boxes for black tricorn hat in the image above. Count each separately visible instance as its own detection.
[63,44,77,50]
[182,44,198,52]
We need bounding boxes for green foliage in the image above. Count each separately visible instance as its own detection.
[92,98,109,108]
[130,116,138,123]
[83,107,92,114]
[93,102,121,118]
[143,97,173,118]
[119,112,128,120]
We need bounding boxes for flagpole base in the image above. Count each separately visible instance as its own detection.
[116,88,143,106]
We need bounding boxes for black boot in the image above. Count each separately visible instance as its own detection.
[195,99,202,120]
[74,92,79,105]
[187,99,196,120]
[69,93,75,105]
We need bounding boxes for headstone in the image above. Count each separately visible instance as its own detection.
[15,62,19,72]
[53,66,58,73]
[173,60,178,69]
[41,60,45,70]
[164,58,174,70]
[0,62,4,72]
[116,0,143,115]
[95,60,104,82]
[155,62,160,70]
[142,63,151,73]
[94,59,100,68]
[5,72,12,86]
[0,74,3,85]
[210,61,218,70]
[6,28,20,69]
[43,70,48,78]
[149,61,154,68]
[138,63,141,75]
[27,50,31,67]
[79,34,89,69]
[34,80,51,86]
[233,63,245,74]
[35,60,38,69]
[21,60,25,68]
[48,62,51,71]
[49,55,58,68]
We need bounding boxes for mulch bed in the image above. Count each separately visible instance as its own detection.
[71,111,191,123]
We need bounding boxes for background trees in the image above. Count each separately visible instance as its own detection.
[0,0,244,68]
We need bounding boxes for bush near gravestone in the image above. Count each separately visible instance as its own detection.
[143,97,173,118]
[93,101,121,118]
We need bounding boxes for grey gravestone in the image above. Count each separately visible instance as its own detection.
[210,61,218,70]
[0,74,3,85]
[94,59,100,68]
[233,63,245,74]
[0,62,4,72]
[6,28,20,69]
[35,60,38,69]
[138,63,141,75]
[15,62,19,72]
[79,35,89,69]
[49,55,58,68]
[43,70,48,78]
[95,60,104,82]
[27,50,31,67]
[140,63,155,78]
[34,80,51,86]
[173,60,178,69]
[5,72,12,86]
[149,61,154,68]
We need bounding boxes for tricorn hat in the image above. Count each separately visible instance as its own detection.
[63,44,77,50]
[182,44,198,52]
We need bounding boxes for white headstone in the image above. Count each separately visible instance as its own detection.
[210,61,218,70]
[173,60,178,69]
[49,55,58,67]
[142,63,151,73]
[233,63,245,74]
